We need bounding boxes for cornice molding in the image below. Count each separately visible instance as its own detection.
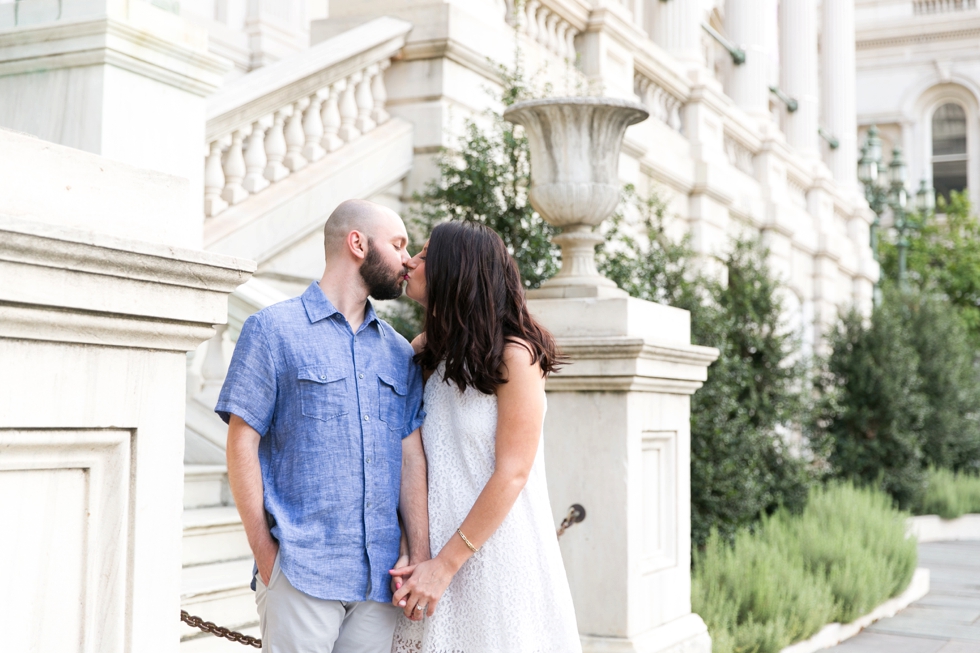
[0,17,229,96]
[857,16,980,50]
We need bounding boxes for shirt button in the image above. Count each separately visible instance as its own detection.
[366,457,372,463]
[363,414,370,421]
[358,373,364,379]
[366,502,372,508]
[319,375,326,380]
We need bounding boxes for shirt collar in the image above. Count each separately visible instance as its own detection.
[301,281,381,332]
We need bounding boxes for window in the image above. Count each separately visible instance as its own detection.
[931,103,968,202]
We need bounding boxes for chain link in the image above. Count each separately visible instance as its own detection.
[181,610,262,648]
[556,503,586,539]
[181,503,585,646]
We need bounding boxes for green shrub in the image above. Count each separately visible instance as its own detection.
[914,467,980,519]
[811,289,928,507]
[693,483,917,653]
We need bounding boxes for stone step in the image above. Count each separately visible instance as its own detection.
[184,464,229,510]
[183,506,250,567]
[181,558,257,644]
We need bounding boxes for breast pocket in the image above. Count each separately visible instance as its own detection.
[378,373,408,433]
[298,366,350,422]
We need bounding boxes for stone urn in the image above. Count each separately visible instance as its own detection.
[503,97,648,298]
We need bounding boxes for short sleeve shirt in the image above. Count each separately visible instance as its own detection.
[215,282,424,603]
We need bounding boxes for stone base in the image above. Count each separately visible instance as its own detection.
[581,614,712,653]
[527,283,629,299]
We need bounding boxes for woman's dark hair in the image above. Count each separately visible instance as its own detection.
[416,221,563,394]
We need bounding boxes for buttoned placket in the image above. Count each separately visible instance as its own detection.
[351,317,378,600]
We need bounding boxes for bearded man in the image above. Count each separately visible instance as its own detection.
[217,199,430,653]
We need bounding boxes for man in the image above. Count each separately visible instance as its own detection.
[216,199,429,652]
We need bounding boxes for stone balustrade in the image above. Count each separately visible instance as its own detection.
[634,73,685,132]
[203,17,411,218]
[504,0,583,61]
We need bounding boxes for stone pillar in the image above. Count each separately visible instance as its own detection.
[530,297,719,653]
[725,0,777,120]
[0,129,254,652]
[820,0,858,189]
[0,0,229,245]
[647,0,703,67]
[780,0,819,157]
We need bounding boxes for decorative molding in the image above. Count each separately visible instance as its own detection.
[0,18,229,96]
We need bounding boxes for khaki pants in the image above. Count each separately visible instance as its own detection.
[255,554,399,653]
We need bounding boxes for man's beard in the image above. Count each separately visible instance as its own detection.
[360,240,406,300]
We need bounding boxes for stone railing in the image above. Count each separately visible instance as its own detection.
[634,73,685,132]
[504,0,587,61]
[203,17,411,218]
[724,132,756,176]
[913,0,977,13]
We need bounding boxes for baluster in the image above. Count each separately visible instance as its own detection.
[263,109,290,183]
[355,65,377,134]
[320,82,344,152]
[555,21,570,59]
[338,73,362,142]
[525,0,539,42]
[302,92,326,163]
[243,119,270,194]
[536,7,549,46]
[545,13,560,55]
[198,325,228,406]
[371,61,390,125]
[204,140,228,217]
[565,27,577,61]
[221,128,249,205]
[504,0,518,26]
[283,99,308,172]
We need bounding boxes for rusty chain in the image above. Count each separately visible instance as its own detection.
[182,504,586,646]
[556,503,587,539]
[181,610,262,648]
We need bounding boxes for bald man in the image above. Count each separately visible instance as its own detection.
[217,200,430,652]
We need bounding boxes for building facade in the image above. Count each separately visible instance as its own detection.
[0,0,898,649]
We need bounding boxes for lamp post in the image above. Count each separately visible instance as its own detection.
[857,125,936,296]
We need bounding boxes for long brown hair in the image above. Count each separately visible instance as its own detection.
[416,221,563,394]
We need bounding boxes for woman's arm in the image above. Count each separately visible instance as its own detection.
[391,342,544,617]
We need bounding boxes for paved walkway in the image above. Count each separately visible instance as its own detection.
[827,541,980,653]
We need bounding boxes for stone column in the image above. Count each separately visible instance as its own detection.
[647,0,703,66]
[0,0,229,245]
[531,297,719,653]
[820,0,858,189]
[725,0,777,119]
[780,0,819,157]
[0,129,254,653]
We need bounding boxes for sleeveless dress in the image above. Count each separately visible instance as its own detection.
[391,363,582,653]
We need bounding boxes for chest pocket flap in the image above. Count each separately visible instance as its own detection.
[378,373,408,432]
[298,366,350,422]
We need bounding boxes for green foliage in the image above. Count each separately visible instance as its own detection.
[913,467,980,519]
[599,199,811,547]
[693,483,917,653]
[812,289,927,507]
[880,192,980,344]
[813,285,980,505]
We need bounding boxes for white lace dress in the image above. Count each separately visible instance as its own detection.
[391,363,582,653]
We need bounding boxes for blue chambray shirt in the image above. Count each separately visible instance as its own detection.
[215,281,425,603]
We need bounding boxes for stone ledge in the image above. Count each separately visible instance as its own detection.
[908,514,980,542]
[778,568,930,653]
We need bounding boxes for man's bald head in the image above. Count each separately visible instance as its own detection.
[323,199,403,260]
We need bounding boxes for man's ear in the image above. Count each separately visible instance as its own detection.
[347,230,368,261]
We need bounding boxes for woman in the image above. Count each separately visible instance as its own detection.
[390,221,581,652]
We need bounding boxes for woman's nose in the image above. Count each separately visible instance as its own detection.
[405,256,419,269]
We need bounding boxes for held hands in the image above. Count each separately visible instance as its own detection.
[389,552,410,594]
[389,557,455,620]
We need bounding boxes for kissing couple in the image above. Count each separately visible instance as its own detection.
[216,199,581,652]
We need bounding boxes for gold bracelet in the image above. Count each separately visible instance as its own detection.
[456,528,478,553]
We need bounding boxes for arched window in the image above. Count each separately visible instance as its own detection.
[932,103,968,202]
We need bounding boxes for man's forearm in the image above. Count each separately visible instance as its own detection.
[400,429,430,564]
[226,417,276,559]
